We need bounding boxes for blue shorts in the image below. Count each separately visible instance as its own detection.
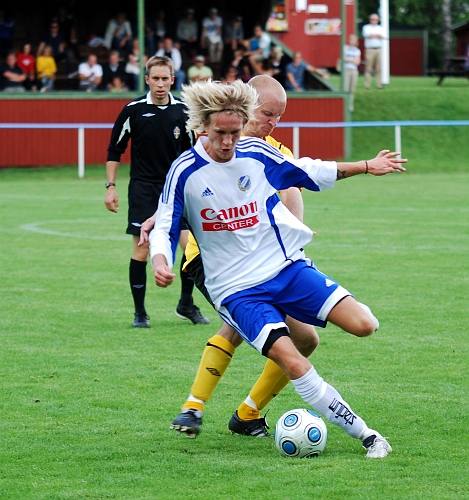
[218,259,351,354]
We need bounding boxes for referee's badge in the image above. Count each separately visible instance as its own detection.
[238,175,251,191]
[173,126,181,139]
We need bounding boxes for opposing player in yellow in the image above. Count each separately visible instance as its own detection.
[141,75,319,437]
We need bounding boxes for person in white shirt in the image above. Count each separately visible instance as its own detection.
[150,79,407,458]
[78,53,103,92]
[104,12,133,57]
[201,8,223,64]
[155,37,186,90]
[245,23,271,71]
[343,34,361,111]
[362,13,385,89]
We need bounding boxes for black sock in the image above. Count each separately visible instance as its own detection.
[179,254,194,307]
[130,258,147,314]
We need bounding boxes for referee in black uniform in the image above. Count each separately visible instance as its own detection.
[104,56,209,328]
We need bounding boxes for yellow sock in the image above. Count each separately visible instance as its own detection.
[237,359,290,421]
[182,334,236,412]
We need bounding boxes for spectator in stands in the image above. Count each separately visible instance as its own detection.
[221,65,239,84]
[201,8,223,64]
[78,53,103,92]
[153,9,168,48]
[227,44,251,83]
[102,50,128,91]
[109,76,127,93]
[155,37,185,90]
[17,43,37,91]
[362,13,384,89]
[343,34,361,112]
[252,45,288,87]
[244,23,271,71]
[0,10,14,59]
[36,45,57,92]
[145,9,167,57]
[187,55,213,83]
[56,6,80,63]
[126,38,148,91]
[1,52,25,92]
[223,15,244,65]
[285,51,328,92]
[37,20,72,74]
[176,8,198,60]
[104,12,133,57]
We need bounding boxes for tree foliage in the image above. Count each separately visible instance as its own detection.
[357,0,469,69]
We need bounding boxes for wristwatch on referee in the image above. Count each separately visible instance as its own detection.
[105,182,116,188]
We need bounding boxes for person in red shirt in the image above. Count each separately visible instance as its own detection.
[16,43,37,91]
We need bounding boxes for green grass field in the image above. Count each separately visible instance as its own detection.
[1,163,468,499]
[334,76,469,171]
[1,77,469,498]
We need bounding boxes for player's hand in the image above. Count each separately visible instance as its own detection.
[368,151,407,176]
[138,215,156,246]
[154,264,176,288]
[104,188,119,213]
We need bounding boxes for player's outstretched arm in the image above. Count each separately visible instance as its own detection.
[138,213,157,246]
[336,150,407,180]
[152,254,176,288]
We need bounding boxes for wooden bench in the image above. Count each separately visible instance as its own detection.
[432,57,469,85]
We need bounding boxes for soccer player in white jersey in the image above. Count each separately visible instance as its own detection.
[150,80,406,458]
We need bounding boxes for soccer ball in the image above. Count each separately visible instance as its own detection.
[274,409,327,458]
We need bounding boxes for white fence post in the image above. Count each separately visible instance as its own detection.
[293,126,300,159]
[394,124,402,158]
[78,127,85,178]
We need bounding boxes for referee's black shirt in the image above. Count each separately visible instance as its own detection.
[107,92,194,184]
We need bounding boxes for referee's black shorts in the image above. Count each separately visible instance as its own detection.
[126,179,190,236]
[126,179,162,236]
[185,254,214,308]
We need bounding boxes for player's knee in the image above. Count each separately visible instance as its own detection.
[353,318,376,337]
[218,323,243,347]
[356,302,379,335]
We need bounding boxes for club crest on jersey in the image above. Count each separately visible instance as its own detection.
[238,175,251,191]
[173,126,181,139]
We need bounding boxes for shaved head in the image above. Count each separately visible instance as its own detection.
[248,75,287,106]
[244,75,287,138]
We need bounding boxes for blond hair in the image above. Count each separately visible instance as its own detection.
[146,55,174,76]
[181,80,258,133]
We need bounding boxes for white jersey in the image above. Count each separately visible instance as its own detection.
[150,136,337,307]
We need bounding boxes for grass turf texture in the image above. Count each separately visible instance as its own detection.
[1,162,468,499]
[1,78,468,498]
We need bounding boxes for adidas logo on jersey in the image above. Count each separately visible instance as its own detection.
[201,187,214,197]
[325,279,336,287]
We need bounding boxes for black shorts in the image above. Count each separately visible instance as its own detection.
[185,254,214,308]
[126,179,163,236]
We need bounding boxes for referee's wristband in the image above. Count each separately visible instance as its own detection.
[105,182,116,189]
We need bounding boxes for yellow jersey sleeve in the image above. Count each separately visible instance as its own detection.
[265,135,294,159]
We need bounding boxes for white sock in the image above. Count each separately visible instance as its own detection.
[291,367,369,439]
